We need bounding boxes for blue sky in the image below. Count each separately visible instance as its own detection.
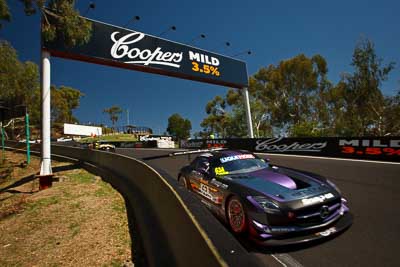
[1,0,399,134]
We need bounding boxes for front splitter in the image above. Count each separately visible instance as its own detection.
[251,212,353,246]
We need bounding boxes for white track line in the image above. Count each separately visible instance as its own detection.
[271,255,288,267]
[256,153,400,165]
[271,254,304,267]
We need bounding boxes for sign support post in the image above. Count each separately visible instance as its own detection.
[39,50,53,188]
[243,87,254,138]
[25,111,30,164]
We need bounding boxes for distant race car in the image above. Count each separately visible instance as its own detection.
[87,142,116,152]
[98,143,116,152]
[177,149,352,245]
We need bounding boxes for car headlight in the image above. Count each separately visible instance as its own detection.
[326,179,341,194]
[251,196,281,214]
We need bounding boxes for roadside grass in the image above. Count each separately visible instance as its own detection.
[79,134,138,143]
[0,151,131,267]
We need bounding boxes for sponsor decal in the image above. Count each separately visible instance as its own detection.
[198,183,221,204]
[270,227,297,233]
[199,183,213,200]
[255,137,327,152]
[301,193,334,206]
[189,51,221,77]
[339,139,400,148]
[339,139,400,156]
[210,178,229,189]
[206,139,227,148]
[111,31,183,68]
[220,154,255,163]
[139,135,172,141]
[189,51,220,67]
[110,32,225,78]
[180,140,203,148]
[215,167,229,176]
[316,227,337,237]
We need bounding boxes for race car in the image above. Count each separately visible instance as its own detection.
[87,141,116,152]
[98,143,116,152]
[177,149,352,245]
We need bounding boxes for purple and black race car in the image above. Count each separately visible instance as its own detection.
[177,149,352,245]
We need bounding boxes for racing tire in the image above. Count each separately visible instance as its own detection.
[227,196,248,234]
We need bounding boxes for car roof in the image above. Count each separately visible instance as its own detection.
[199,150,253,159]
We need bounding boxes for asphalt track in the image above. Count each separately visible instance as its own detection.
[116,148,400,267]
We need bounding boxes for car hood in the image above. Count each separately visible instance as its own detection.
[248,168,297,189]
[225,168,331,202]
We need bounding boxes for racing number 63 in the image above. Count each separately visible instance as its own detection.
[200,183,209,194]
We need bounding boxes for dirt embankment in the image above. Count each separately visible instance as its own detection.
[0,151,132,266]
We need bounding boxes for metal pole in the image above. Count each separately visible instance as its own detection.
[127,109,130,125]
[243,87,254,138]
[40,51,52,175]
[25,112,30,164]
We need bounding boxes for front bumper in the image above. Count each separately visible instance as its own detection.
[250,212,353,246]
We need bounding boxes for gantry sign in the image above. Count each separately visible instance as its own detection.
[39,15,253,176]
[42,18,249,88]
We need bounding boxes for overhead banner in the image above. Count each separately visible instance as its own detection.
[180,137,400,162]
[42,17,248,88]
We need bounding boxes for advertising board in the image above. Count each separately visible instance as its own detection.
[181,137,400,162]
[42,16,248,88]
[64,123,102,136]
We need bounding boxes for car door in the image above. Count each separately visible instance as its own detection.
[187,157,209,189]
[188,157,224,206]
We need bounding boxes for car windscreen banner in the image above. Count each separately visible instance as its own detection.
[42,16,248,88]
[180,137,400,162]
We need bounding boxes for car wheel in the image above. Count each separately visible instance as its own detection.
[227,196,247,233]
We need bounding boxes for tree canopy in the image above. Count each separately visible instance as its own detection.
[0,0,92,47]
[200,38,398,137]
[103,106,122,130]
[0,41,83,124]
[167,113,192,140]
[334,38,395,136]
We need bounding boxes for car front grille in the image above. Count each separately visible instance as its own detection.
[294,199,342,227]
[266,198,343,227]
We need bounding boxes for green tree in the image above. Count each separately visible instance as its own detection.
[200,95,233,138]
[51,85,84,123]
[0,0,11,29]
[167,113,192,140]
[103,105,122,131]
[1,0,92,47]
[0,41,39,121]
[337,38,395,136]
[201,54,332,138]
[225,79,272,137]
[382,90,400,135]
[200,41,395,138]
[254,54,332,136]
[0,41,84,126]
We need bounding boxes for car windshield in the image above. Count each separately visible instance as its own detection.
[217,158,268,174]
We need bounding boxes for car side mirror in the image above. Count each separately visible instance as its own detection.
[263,157,270,163]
